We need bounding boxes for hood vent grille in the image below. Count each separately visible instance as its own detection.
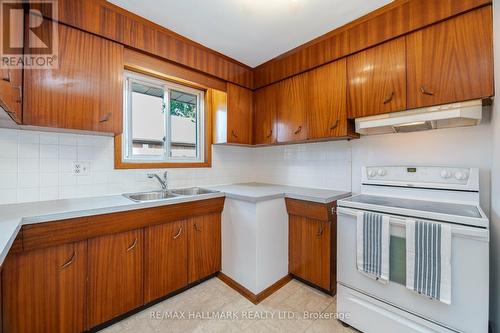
[355,99,485,135]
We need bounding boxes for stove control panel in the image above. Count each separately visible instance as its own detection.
[363,166,478,191]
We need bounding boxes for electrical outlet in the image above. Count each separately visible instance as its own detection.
[73,161,90,176]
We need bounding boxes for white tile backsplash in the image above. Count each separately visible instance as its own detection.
[0,128,259,204]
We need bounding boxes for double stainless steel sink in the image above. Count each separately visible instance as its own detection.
[123,187,218,203]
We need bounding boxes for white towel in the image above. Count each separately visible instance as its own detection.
[406,220,452,305]
[356,211,390,284]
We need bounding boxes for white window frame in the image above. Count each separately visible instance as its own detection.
[122,71,205,164]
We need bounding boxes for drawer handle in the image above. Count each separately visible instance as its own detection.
[173,226,183,240]
[330,119,339,131]
[61,251,76,269]
[99,112,112,123]
[126,238,137,252]
[2,70,11,82]
[13,86,22,103]
[317,224,324,237]
[383,91,395,104]
[194,223,201,232]
[266,130,273,138]
[231,130,238,138]
[294,126,302,135]
[420,86,435,96]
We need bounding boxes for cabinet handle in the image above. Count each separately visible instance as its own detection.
[383,91,395,104]
[330,119,339,131]
[231,130,238,138]
[294,126,302,135]
[266,130,273,138]
[99,112,112,123]
[420,86,435,96]
[317,223,324,237]
[173,226,183,240]
[194,223,201,232]
[126,238,137,252]
[2,70,11,82]
[61,251,76,269]
[13,86,22,103]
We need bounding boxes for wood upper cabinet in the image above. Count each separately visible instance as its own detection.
[23,22,123,133]
[347,37,406,119]
[253,84,278,145]
[2,241,87,333]
[0,68,23,124]
[188,213,221,283]
[307,59,348,139]
[407,7,494,109]
[227,83,253,144]
[277,72,309,142]
[88,229,143,327]
[144,220,188,303]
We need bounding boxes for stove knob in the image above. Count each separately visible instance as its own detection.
[377,168,387,176]
[455,171,467,180]
[440,169,452,179]
[368,169,377,177]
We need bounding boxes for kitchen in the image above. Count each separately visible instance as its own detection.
[0,0,498,332]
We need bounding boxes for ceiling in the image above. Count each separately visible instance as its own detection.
[108,0,393,67]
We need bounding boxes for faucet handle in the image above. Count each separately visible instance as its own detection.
[163,171,168,180]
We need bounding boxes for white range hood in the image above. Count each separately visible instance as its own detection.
[355,99,484,135]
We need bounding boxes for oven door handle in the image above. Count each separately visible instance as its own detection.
[337,207,489,241]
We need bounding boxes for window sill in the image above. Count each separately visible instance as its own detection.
[114,135,212,169]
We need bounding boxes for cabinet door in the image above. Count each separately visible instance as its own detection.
[407,7,493,108]
[188,214,221,283]
[2,241,87,333]
[308,60,347,139]
[88,229,143,327]
[145,220,188,303]
[227,83,253,144]
[289,216,331,291]
[277,73,308,142]
[347,37,406,119]
[254,84,277,145]
[0,68,23,123]
[23,22,123,133]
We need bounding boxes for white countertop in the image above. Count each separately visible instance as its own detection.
[207,183,351,204]
[0,183,350,267]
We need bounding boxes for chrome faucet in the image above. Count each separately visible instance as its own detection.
[147,171,168,191]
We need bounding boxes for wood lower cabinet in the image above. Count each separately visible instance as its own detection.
[2,199,224,331]
[88,229,144,327]
[347,37,407,119]
[145,220,188,303]
[406,6,493,108]
[286,198,337,293]
[23,22,123,133]
[188,213,222,283]
[2,241,87,333]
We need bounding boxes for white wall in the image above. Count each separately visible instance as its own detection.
[490,0,500,330]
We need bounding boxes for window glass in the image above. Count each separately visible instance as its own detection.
[169,90,198,158]
[123,72,204,163]
[130,81,165,157]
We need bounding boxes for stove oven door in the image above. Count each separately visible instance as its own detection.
[336,207,489,333]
